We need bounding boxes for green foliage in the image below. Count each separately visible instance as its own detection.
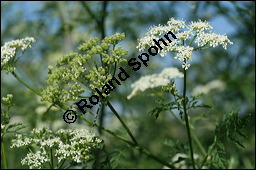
[1,94,27,137]
[215,109,251,149]
[1,1,255,169]
[110,148,126,168]
[207,140,228,169]
[203,109,251,169]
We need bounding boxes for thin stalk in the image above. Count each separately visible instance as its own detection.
[50,149,54,169]
[169,110,207,156]
[199,154,209,169]
[188,32,197,46]
[11,71,41,96]
[112,62,117,77]
[62,162,75,169]
[191,132,207,156]
[106,100,138,145]
[57,160,65,169]
[182,68,195,169]
[1,140,8,169]
[76,112,175,169]
[193,46,212,51]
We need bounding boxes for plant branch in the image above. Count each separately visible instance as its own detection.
[76,112,175,169]
[106,100,138,145]
[11,71,41,96]
[169,110,207,156]
[1,139,8,169]
[188,32,198,46]
[182,68,195,169]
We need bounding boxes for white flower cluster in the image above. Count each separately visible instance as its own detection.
[189,19,213,32]
[21,151,49,169]
[11,134,37,148]
[137,18,233,70]
[127,67,183,99]
[191,79,226,96]
[195,32,233,49]
[1,37,35,72]
[11,127,103,169]
[55,129,103,163]
[174,46,194,70]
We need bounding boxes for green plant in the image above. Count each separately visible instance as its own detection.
[1,18,251,169]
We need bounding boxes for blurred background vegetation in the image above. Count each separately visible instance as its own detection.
[1,1,255,169]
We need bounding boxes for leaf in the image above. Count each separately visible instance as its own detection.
[148,99,177,119]
[215,109,251,149]
[227,135,245,149]
[6,123,27,133]
[208,141,228,169]
[163,139,189,161]
[110,148,126,168]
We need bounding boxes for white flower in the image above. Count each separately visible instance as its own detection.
[137,18,186,52]
[174,46,194,61]
[32,127,52,135]
[189,19,213,32]
[147,25,173,36]
[192,79,226,96]
[137,18,233,70]
[159,67,184,78]
[167,18,186,31]
[176,31,192,40]
[182,62,190,70]
[195,32,233,49]
[1,37,35,62]
[137,35,157,51]
[11,127,103,168]
[55,129,102,163]
[159,40,178,57]
[10,134,34,148]
[72,154,82,163]
[1,37,35,72]
[40,137,61,148]
[127,67,183,99]
[21,151,50,169]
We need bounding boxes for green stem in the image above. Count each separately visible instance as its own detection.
[50,149,54,169]
[112,62,117,77]
[57,160,66,169]
[11,71,41,96]
[191,132,207,156]
[62,162,75,169]
[77,112,135,145]
[199,154,209,169]
[182,68,195,169]
[193,46,212,51]
[169,110,207,156]
[106,100,138,145]
[1,139,8,169]
[76,112,175,169]
[188,32,198,46]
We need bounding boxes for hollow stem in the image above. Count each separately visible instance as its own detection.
[106,100,138,145]
[11,71,41,96]
[1,139,8,169]
[182,68,195,169]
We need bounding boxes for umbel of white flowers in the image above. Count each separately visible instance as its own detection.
[1,37,36,72]
[137,18,233,70]
[10,128,103,169]
[127,67,184,99]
